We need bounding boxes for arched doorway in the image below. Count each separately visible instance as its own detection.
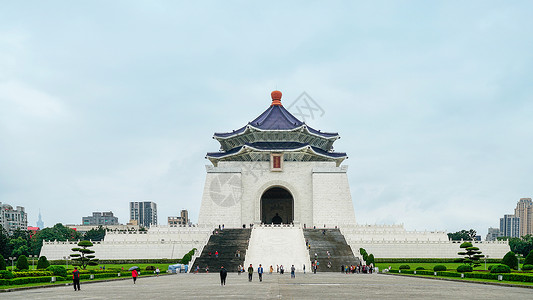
[261,187,294,224]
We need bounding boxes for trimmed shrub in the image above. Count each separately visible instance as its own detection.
[433,265,447,272]
[145,266,156,271]
[488,265,493,270]
[46,265,67,277]
[16,255,29,270]
[456,265,473,272]
[524,250,533,266]
[0,270,14,279]
[12,271,53,278]
[375,258,501,264]
[399,265,410,270]
[490,264,511,273]
[0,254,6,271]
[37,256,50,269]
[416,267,425,270]
[522,264,533,271]
[502,251,518,270]
[367,254,375,266]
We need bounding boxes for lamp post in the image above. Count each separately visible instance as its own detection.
[9,257,15,270]
[29,255,35,270]
[485,255,489,270]
[517,253,522,271]
[63,256,70,270]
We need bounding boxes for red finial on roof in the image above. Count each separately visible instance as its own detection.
[271,90,282,106]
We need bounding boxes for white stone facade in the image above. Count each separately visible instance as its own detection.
[197,161,356,228]
[341,225,509,259]
[40,225,211,260]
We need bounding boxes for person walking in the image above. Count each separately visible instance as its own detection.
[258,264,264,282]
[132,268,138,284]
[247,264,253,282]
[156,267,160,277]
[303,264,306,274]
[238,264,242,275]
[269,265,273,274]
[291,265,295,278]
[72,267,80,291]
[220,266,227,286]
[280,265,284,274]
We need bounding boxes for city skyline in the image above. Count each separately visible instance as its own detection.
[1,1,532,233]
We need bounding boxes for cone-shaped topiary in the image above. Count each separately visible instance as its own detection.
[502,251,518,270]
[16,255,29,270]
[36,256,50,269]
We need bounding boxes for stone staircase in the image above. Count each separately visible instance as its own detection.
[191,229,251,273]
[303,228,360,272]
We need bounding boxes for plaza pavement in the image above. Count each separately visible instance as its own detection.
[3,272,533,299]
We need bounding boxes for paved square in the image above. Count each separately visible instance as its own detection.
[4,273,533,299]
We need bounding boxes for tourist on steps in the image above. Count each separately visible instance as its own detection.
[248,264,253,281]
[291,265,295,278]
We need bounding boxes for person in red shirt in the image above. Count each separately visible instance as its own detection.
[132,268,138,284]
[72,267,80,291]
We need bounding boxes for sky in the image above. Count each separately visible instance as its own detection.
[1,1,532,237]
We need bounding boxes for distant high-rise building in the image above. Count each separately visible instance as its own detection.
[486,227,501,241]
[514,198,533,237]
[129,201,157,228]
[82,211,119,226]
[500,214,520,238]
[36,210,44,229]
[168,209,190,226]
[0,202,28,235]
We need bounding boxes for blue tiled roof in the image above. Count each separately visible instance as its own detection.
[206,142,347,159]
[213,105,338,138]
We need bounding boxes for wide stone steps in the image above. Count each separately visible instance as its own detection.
[303,228,359,272]
[191,229,251,273]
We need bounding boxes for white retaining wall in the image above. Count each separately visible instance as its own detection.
[40,225,212,260]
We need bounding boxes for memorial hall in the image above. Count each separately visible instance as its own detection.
[41,91,509,271]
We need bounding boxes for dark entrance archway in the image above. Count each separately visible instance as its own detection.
[261,187,294,224]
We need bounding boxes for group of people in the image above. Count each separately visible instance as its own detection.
[341,264,375,274]
[222,263,296,285]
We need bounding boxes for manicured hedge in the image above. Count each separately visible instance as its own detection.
[399,265,410,270]
[12,271,54,278]
[433,265,447,272]
[375,258,501,263]
[46,266,67,277]
[416,267,425,270]
[522,264,533,271]
[0,270,14,279]
[389,269,533,282]
[490,264,511,273]
[50,258,180,265]
[456,265,473,272]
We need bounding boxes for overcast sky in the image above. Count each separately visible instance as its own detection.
[1,1,532,236]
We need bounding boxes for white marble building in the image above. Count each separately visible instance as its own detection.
[40,90,510,261]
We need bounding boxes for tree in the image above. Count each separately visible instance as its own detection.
[70,240,99,269]
[457,242,483,268]
[36,256,50,269]
[359,248,368,261]
[524,249,533,266]
[448,229,477,241]
[0,225,11,258]
[367,254,375,266]
[16,255,29,270]
[502,251,518,270]
[30,223,82,255]
[83,226,106,241]
[0,254,6,270]
[9,237,30,257]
